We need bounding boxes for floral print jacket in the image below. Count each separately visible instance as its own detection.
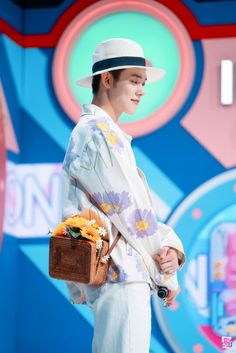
[62,104,185,303]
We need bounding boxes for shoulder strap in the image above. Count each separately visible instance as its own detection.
[106,232,122,257]
[100,232,121,264]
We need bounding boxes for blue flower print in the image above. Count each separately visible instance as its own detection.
[134,253,150,281]
[88,118,110,133]
[107,262,128,283]
[63,138,77,172]
[128,208,158,238]
[92,191,132,215]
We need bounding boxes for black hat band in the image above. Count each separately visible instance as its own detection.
[92,56,146,74]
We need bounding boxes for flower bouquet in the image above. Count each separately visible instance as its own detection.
[49,211,112,285]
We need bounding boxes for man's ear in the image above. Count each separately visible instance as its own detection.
[101,72,112,89]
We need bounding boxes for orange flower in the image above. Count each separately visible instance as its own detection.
[53,222,67,236]
[79,210,106,228]
[80,226,101,242]
[64,216,88,229]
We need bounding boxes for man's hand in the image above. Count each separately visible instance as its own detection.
[164,287,181,307]
[154,247,179,274]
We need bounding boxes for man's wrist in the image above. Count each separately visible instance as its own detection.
[169,247,181,266]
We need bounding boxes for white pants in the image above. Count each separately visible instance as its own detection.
[84,282,151,353]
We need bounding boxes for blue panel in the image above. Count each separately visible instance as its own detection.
[17,246,93,353]
[0,0,75,35]
[0,235,19,353]
[1,35,72,153]
[20,110,65,163]
[0,0,22,32]
[0,35,23,161]
[182,0,236,25]
[2,0,236,35]
[23,46,72,150]
[23,0,75,35]
[133,146,184,208]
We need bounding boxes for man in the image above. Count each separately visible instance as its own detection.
[62,38,185,353]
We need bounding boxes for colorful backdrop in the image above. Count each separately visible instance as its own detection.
[0,0,236,352]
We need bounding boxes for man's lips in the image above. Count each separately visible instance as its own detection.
[131,99,140,105]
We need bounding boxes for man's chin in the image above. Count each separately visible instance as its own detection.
[125,108,137,115]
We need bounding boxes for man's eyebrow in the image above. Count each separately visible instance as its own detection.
[130,74,147,81]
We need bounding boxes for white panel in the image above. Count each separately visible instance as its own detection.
[221,60,233,105]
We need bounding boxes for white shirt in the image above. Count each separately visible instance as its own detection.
[62,104,185,301]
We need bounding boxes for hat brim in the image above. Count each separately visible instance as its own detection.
[76,65,165,87]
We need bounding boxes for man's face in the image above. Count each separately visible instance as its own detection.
[108,68,146,116]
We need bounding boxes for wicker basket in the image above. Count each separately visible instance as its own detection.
[49,235,110,285]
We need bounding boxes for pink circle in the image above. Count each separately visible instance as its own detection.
[193,343,204,353]
[233,184,236,192]
[53,0,195,137]
[192,208,202,219]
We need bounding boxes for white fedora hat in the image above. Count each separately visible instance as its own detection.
[76,38,165,87]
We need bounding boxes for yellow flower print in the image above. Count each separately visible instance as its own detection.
[114,204,120,213]
[106,132,118,145]
[136,220,149,232]
[111,271,118,281]
[96,122,109,131]
[129,209,158,238]
[163,274,172,283]
[100,203,112,214]
[142,260,148,271]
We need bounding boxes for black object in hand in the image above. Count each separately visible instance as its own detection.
[157,286,169,299]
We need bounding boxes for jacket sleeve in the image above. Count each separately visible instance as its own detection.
[69,127,185,286]
[157,222,186,268]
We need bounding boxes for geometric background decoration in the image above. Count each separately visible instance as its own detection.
[1,0,236,352]
[53,0,195,136]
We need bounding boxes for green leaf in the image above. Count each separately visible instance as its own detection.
[69,229,80,239]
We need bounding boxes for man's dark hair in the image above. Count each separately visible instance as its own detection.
[92,69,124,95]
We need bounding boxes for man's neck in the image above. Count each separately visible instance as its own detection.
[92,94,120,123]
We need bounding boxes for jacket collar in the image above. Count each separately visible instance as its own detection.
[81,104,132,142]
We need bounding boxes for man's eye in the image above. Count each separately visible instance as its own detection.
[131,80,139,84]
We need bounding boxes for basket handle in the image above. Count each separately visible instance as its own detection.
[106,232,122,256]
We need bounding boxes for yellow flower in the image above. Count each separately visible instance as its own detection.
[114,204,120,213]
[163,274,172,283]
[53,222,67,236]
[106,132,117,145]
[136,220,149,231]
[111,271,118,281]
[100,203,112,214]
[80,226,101,242]
[142,260,148,271]
[97,122,109,131]
[64,216,88,229]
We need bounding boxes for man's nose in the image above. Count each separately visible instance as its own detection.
[137,84,145,96]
